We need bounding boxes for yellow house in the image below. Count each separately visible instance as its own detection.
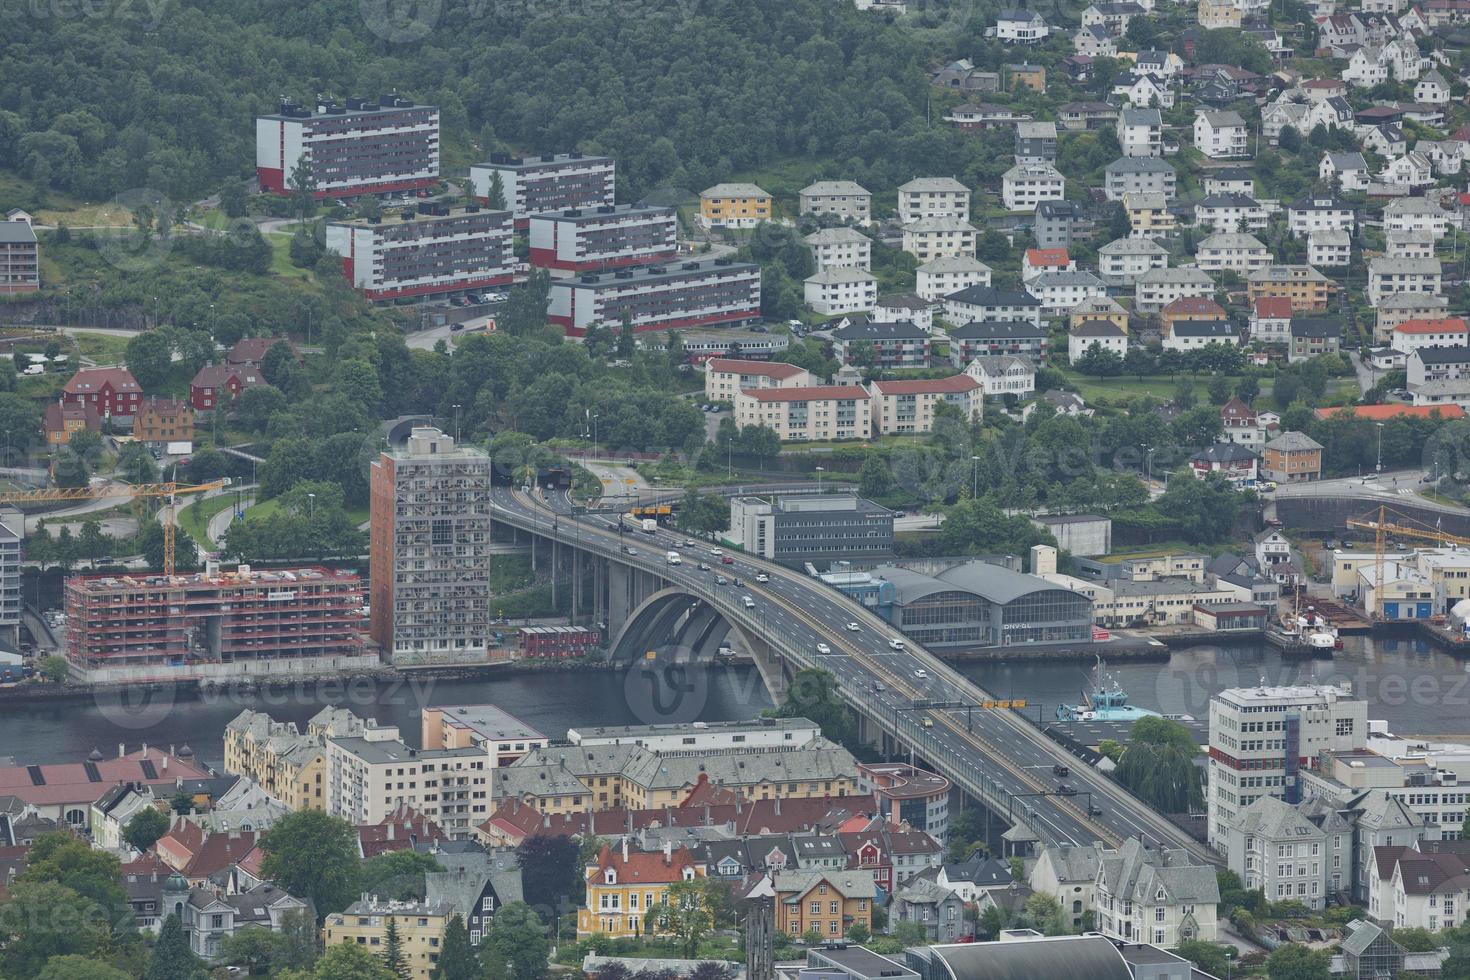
[577,841,706,938]
[1123,193,1175,238]
[223,709,329,811]
[699,183,772,229]
[322,898,452,979]
[1068,298,1129,333]
[770,870,877,939]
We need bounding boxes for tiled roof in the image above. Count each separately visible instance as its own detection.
[871,376,980,395]
[63,367,141,396]
[706,359,805,378]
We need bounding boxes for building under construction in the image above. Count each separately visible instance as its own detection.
[63,564,376,683]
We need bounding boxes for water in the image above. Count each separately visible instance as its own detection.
[960,634,1470,739]
[0,665,775,771]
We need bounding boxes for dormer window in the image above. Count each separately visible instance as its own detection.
[682,867,696,881]
[605,869,617,885]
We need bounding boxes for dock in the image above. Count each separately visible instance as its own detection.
[1298,598,1372,634]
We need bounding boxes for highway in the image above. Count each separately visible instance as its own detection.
[488,484,1215,861]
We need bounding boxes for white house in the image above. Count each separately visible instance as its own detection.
[1026,270,1107,314]
[1416,69,1451,105]
[1195,194,1268,233]
[916,256,992,302]
[1074,25,1118,57]
[1308,230,1352,268]
[1391,317,1468,354]
[1250,297,1293,343]
[1117,107,1164,157]
[965,355,1036,398]
[995,8,1050,41]
[902,217,979,262]
[1287,196,1355,238]
[1001,164,1065,211]
[1195,233,1270,274]
[1113,73,1175,109]
[1320,151,1371,190]
[804,268,878,315]
[897,177,972,223]
[1098,237,1169,285]
[1136,267,1215,311]
[1069,321,1129,363]
[1194,110,1250,159]
[804,227,872,273]
[1030,844,1104,932]
[1382,151,1434,189]
[1384,197,1448,239]
[1164,319,1239,351]
[1094,839,1219,947]
[1367,257,1442,307]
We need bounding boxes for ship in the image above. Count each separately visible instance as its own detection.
[1056,657,1164,722]
[1286,608,1342,652]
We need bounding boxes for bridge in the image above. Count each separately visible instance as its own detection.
[487,484,1215,861]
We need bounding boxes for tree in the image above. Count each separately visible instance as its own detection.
[218,180,248,218]
[54,450,89,489]
[0,392,39,457]
[486,171,507,210]
[123,806,169,853]
[20,833,134,937]
[1237,375,1260,403]
[125,329,175,390]
[36,956,132,980]
[287,155,317,225]
[515,835,582,924]
[1155,469,1240,544]
[1278,125,1302,153]
[676,490,729,534]
[1075,343,1123,378]
[1174,940,1232,977]
[38,655,68,683]
[0,881,114,977]
[278,942,395,980]
[500,271,552,337]
[482,902,548,980]
[382,916,410,980]
[892,921,927,945]
[1113,716,1205,812]
[1174,377,1196,410]
[169,791,195,814]
[772,669,854,747]
[432,915,479,980]
[1266,943,1331,980]
[1207,374,1232,405]
[847,922,870,943]
[146,914,207,980]
[218,926,290,976]
[259,810,362,918]
[1021,892,1068,935]
[859,454,894,499]
[643,879,714,958]
[357,850,443,903]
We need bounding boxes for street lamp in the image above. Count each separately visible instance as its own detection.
[815,466,824,491]
[1376,421,1384,473]
[1145,446,1156,487]
[451,403,461,443]
[971,455,981,499]
[306,492,315,518]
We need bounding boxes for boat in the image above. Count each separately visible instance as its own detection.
[1056,657,1163,722]
[1289,608,1343,652]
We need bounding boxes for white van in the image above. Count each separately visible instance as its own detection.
[666,551,682,565]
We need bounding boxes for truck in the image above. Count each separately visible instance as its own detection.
[666,551,681,565]
[642,518,657,534]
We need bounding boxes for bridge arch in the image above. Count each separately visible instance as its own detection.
[607,587,791,701]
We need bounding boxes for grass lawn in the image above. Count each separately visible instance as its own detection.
[264,233,310,278]
[242,498,368,526]
[177,494,239,547]
[71,332,131,364]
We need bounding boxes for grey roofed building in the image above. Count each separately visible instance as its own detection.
[873,560,1094,648]
[940,853,1013,886]
[1413,345,1470,365]
[424,848,523,943]
[1105,156,1175,176]
[906,935,1134,980]
[770,868,877,900]
[899,176,970,194]
[698,834,800,877]
[801,180,869,197]
[1120,106,1163,126]
[1171,320,1238,339]
[831,318,928,341]
[804,227,870,246]
[1191,442,1258,465]
[793,835,847,865]
[1198,109,1247,127]
[1098,838,1220,906]
[877,292,932,313]
[1071,320,1125,339]
[944,285,1041,308]
[808,945,918,980]
[1099,237,1167,256]
[894,875,967,941]
[1325,150,1369,171]
[584,956,747,980]
[0,223,37,245]
[1290,317,1341,339]
[1264,430,1323,452]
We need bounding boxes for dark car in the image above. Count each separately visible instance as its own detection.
[1056,783,1077,796]
[721,555,734,565]
[1088,803,1104,816]
[1052,764,1070,777]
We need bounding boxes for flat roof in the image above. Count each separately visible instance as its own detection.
[534,203,673,223]
[69,566,359,593]
[433,705,545,741]
[566,258,758,289]
[329,204,508,229]
[569,717,817,742]
[329,737,482,765]
[478,153,613,170]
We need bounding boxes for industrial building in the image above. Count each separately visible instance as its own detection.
[469,153,616,225]
[62,564,373,684]
[369,426,494,665]
[527,204,678,274]
[255,96,440,198]
[727,494,893,564]
[872,560,1095,648]
[324,204,514,301]
[546,258,761,336]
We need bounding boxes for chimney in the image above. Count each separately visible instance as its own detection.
[775,797,782,816]
[387,823,395,841]
[663,839,673,864]
[119,743,125,759]
[142,742,148,758]
[162,757,168,772]
[621,837,629,863]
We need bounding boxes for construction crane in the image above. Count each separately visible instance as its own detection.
[1345,504,1470,614]
[0,480,229,577]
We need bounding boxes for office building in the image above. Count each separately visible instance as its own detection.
[0,219,38,294]
[547,258,761,336]
[527,204,678,274]
[324,204,514,302]
[470,153,615,225]
[256,96,439,198]
[63,565,372,684]
[369,426,493,665]
[1206,683,1368,849]
[857,762,952,839]
[727,494,893,563]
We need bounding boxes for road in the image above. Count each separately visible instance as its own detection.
[1269,467,1452,512]
[488,484,1215,860]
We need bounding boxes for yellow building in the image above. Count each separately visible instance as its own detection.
[771,870,877,939]
[223,707,377,811]
[577,841,706,938]
[1123,193,1175,238]
[1068,298,1129,333]
[323,898,452,979]
[1246,265,1336,312]
[699,183,773,229]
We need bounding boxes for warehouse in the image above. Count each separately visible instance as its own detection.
[873,560,1094,648]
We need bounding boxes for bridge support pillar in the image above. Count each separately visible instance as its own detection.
[608,562,632,630]
[743,634,788,704]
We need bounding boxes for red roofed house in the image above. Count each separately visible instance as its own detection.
[62,367,142,419]
[44,400,101,447]
[0,746,208,829]
[1314,404,1467,422]
[1220,396,1263,447]
[1250,296,1293,344]
[356,802,449,858]
[869,376,982,434]
[1390,317,1469,356]
[154,819,259,886]
[733,385,872,441]
[703,358,814,403]
[577,840,705,938]
[190,364,267,412]
[228,337,300,367]
[1022,248,1075,281]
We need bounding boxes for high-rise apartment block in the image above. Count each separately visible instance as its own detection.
[255,96,439,198]
[324,204,514,301]
[369,427,493,664]
[469,153,615,226]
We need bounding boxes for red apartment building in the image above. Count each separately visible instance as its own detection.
[189,364,266,412]
[62,367,142,419]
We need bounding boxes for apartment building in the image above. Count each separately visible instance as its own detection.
[324,205,514,301]
[1001,164,1066,211]
[470,153,615,224]
[1124,192,1175,238]
[189,364,266,413]
[1069,321,1128,363]
[1117,107,1164,157]
[965,355,1036,397]
[1206,683,1368,848]
[1135,267,1215,311]
[949,320,1049,365]
[902,217,979,261]
[1026,270,1108,314]
[1287,195,1355,238]
[832,318,930,368]
[1195,233,1270,274]
[1368,257,1443,307]
[568,717,822,753]
[546,258,761,336]
[944,285,1044,327]
[323,898,453,978]
[1247,265,1336,312]
[1015,121,1059,164]
[799,181,872,223]
[1094,839,1220,947]
[578,841,706,938]
[805,268,878,315]
[1195,194,1268,233]
[526,204,677,274]
[223,706,379,811]
[422,705,550,767]
[734,386,873,441]
[326,733,487,836]
[0,219,38,294]
[63,367,142,419]
[1194,110,1250,158]
[1289,318,1341,363]
[1309,231,1352,268]
[1261,430,1323,482]
[698,183,774,228]
[1104,156,1176,200]
[771,869,877,939]
[369,426,493,666]
[869,376,982,434]
[897,177,971,223]
[256,96,439,198]
[916,255,991,302]
[1069,296,1129,332]
[805,228,872,273]
[1163,319,1238,351]
[0,509,20,648]
[1099,237,1168,285]
[704,358,814,403]
[1379,293,1452,343]
[1223,796,1353,908]
[1034,200,1093,249]
[63,565,372,683]
[133,397,194,449]
[1384,196,1449,238]
[1391,317,1468,355]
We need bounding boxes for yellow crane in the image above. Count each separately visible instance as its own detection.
[0,480,229,577]
[1345,504,1470,615]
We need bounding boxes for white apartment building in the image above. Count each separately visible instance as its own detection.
[1094,839,1220,947]
[1099,237,1169,285]
[964,355,1036,397]
[996,8,1050,40]
[1287,196,1355,238]
[323,206,514,302]
[1136,267,1216,311]
[733,385,873,441]
[1196,233,1270,274]
[897,177,971,223]
[916,256,992,302]
[1069,321,1128,363]
[703,358,814,403]
[1222,795,1352,908]
[805,268,878,315]
[1206,683,1369,850]
[1309,231,1352,268]
[805,228,872,272]
[1104,157,1177,201]
[869,376,983,434]
[568,716,822,752]
[1195,194,1268,233]
[326,732,489,837]
[1367,257,1442,307]
[1194,110,1250,159]
[1117,107,1164,157]
[1391,318,1468,355]
[1026,270,1107,314]
[1002,164,1066,211]
[799,181,873,224]
[1384,197,1449,239]
[902,218,979,262]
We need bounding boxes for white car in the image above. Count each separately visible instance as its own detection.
[711,548,724,556]
[914,668,928,679]
[756,573,769,583]
[815,643,831,655]
[684,539,695,547]
[845,622,860,632]
[889,638,906,650]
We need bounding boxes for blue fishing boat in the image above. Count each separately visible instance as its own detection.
[1055,656,1163,722]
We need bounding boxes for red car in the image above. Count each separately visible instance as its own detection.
[721,555,734,565]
